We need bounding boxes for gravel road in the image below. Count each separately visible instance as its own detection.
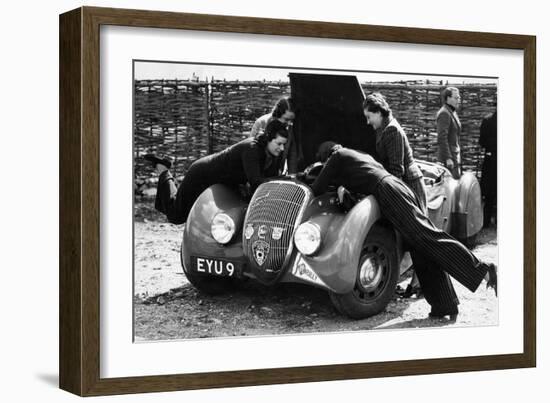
[133,203,498,341]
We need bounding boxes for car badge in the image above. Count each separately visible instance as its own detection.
[253,192,270,205]
[272,227,285,240]
[257,224,267,240]
[252,240,270,266]
[244,224,254,240]
[291,257,327,287]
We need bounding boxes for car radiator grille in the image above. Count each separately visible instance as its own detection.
[243,181,310,282]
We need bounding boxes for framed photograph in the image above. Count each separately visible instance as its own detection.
[59,6,536,396]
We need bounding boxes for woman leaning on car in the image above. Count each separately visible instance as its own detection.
[145,119,289,225]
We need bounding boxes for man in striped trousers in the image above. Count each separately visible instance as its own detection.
[311,142,497,319]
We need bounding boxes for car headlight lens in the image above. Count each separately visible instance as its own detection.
[211,213,235,244]
[294,222,321,255]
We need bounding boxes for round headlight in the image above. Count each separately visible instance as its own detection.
[211,213,235,244]
[294,222,321,255]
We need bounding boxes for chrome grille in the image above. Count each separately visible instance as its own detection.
[243,181,310,282]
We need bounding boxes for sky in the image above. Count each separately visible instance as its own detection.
[134,60,498,85]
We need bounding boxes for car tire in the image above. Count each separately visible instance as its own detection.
[180,243,235,295]
[329,224,399,319]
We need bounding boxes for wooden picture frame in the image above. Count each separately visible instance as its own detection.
[59,6,536,396]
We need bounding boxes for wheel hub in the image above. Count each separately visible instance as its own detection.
[358,254,383,292]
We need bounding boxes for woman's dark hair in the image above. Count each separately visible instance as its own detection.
[363,93,391,118]
[256,119,289,147]
[271,97,294,119]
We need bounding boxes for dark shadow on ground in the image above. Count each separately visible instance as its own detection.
[135,279,420,340]
[134,199,166,223]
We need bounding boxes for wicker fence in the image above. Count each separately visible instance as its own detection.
[134,79,291,185]
[363,82,497,175]
[134,79,496,188]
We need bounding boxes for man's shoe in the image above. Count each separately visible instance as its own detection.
[144,153,172,169]
[486,263,498,297]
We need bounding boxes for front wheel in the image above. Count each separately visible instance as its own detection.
[329,225,399,319]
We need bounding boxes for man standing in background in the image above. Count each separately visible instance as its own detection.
[436,87,462,179]
[480,110,497,227]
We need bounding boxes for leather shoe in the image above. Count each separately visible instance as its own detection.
[144,153,172,169]
[486,263,498,297]
[429,306,459,322]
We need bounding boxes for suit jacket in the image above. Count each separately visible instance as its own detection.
[436,104,462,164]
[375,116,423,183]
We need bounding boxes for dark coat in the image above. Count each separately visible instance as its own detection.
[479,111,497,217]
[310,148,391,197]
[156,137,283,224]
[375,116,422,182]
[190,137,283,191]
[436,104,462,164]
[479,111,497,154]
[375,116,427,211]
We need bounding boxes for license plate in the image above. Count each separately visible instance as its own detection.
[190,256,241,277]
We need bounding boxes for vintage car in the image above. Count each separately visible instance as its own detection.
[180,73,483,319]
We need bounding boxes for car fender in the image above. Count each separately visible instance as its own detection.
[425,175,455,233]
[284,195,383,294]
[451,172,483,239]
[181,184,247,272]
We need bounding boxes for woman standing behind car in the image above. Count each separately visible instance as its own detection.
[251,96,301,174]
[145,120,288,225]
[363,93,427,296]
[363,92,427,212]
[250,97,295,137]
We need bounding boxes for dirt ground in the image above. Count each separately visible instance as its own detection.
[133,201,498,341]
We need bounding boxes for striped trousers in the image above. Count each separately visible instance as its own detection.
[405,177,427,214]
[375,176,488,311]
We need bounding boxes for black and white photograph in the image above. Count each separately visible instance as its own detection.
[133,61,499,341]
[3,0,545,399]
